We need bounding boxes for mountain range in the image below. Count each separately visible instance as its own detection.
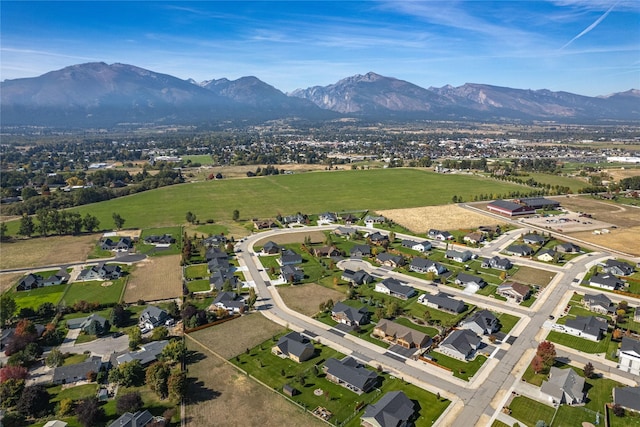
[1,62,638,129]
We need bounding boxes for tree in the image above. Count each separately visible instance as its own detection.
[0,294,16,325]
[185,211,197,224]
[0,366,28,383]
[82,213,100,233]
[0,379,25,408]
[232,209,240,221]
[17,384,50,418]
[388,231,395,242]
[385,301,399,319]
[112,212,125,230]
[530,355,544,374]
[613,328,624,340]
[18,215,34,237]
[583,362,595,379]
[37,302,56,318]
[108,360,144,387]
[128,327,142,350]
[0,222,8,240]
[110,304,129,328]
[161,340,187,365]
[168,371,187,400]
[76,398,103,427]
[58,398,74,417]
[536,341,556,371]
[116,391,143,415]
[247,287,257,310]
[151,326,169,341]
[46,349,65,368]
[146,362,170,398]
[167,300,180,318]
[0,411,25,427]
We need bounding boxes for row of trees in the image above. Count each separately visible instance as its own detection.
[16,209,100,237]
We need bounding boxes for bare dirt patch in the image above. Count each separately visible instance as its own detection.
[255,231,326,247]
[570,226,640,256]
[124,254,182,303]
[0,234,100,270]
[522,211,613,233]
[278,283,345,317]
[185,337,325,427]
[103,229,142,240]
[605,167,640,182]
[0,273,23,293]
[511,266,556,287]
[377,205,507,233]
[559,197,640,228]
[189,314,285,360]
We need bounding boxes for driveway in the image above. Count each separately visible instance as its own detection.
[63,333,130,357]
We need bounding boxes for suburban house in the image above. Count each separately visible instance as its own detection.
[341,213,359,224]
[479,225,502,235]
[100,237,133,252]
[139,306,170,330]
[437,329,482,361]
[313,245,341,258]
[374,278,416,300]
[16,273,43,291]
[334,226,357,238]
[280,265,304,283]
[445,249,473,263]
[373,319,431,349]
[522,233,546,245]
[210,269,239,291]
[555,242,581,254]
[603,259,635,276]
[207,256,231,274]
[113,340,169,367]
[77,263,122,281]
[364,215,385,227]
[589,273,623,291]
[350,244,372,258]
[455,273,487,291]
[107,410,154,427]
[43,268,71,286]
[496,282,531,303]
[323,357,378,395]
[516,196,561,210]
[143,234,175,247]
[52,356,103,385]
[505,244,534,257]
[481,256,512,271]
[418,292,465,314]
[202,234,227,248]
[279,249,303,266]
[331,302,369,327]
[613,386,640,413]
[368,231,389,245]
[461,309,499,335]
[428,229,453,240]
[262,241,281,255]
[281,213,306,225]
[583,293,615,315]
[463,232,485,245]
[341,269,374,286]
[205,247,228,262]
[376,253,405,268]
[618,336,640,376]
[541,367,585,405]
[361,391,416,427]
[563,316,608,341]
[401,239,418,249]
[409,258,447,276]
[253,219,278,230]
[67,313,110,336]
[486,199,535,217]
[272,331,315,363]
[411,241,432,252]
[536,249,557,262]
[211,292,246,313]
[318,212,338,223]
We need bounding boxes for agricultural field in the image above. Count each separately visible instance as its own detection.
[0,233,99,269]
[255,231,326,247]
[124,254,182,303]
[278,283,345,317]
[520,172,587,193]
[377,205,507,234]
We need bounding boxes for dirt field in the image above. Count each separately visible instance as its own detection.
[189,314,285,360]
[0,234,100,270]
[0,272,23,293]
[255,231,326,247]
[511,266,556,287]
[377,205,507,233]
[185,337,326,427]
[189,163,329,181]
[604,167,640,182]
[571,226,640,256]
[278,283,345,317]
[103,229,142,240]
[123,254,182,303]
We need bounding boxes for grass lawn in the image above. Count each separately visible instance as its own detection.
[496,312,521,334]
[184,264,208,279]
[393,316,439,337]
[48,383,97,402]
[405,298,474,328]
[522,172,587,193]
[62,277,126,305]
[62,353,90,366]
[546,330,612,354]
[428,352,487,381]
[13,284,66,310]
[492,421,511,427]
[610,411,640,427]
[509,396,555,427]
[182,154,214,165]
[186,279,211,293]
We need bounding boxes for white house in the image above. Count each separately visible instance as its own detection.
[618,336,640,376]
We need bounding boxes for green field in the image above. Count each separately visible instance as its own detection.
[182,154,215,165]
[521,172,587,193]
[39,169,527,231]
[509,396,555,427]
[61,277,126,305]
[14,284,66,310]
[186,279,211,293]
[138,226,183,256]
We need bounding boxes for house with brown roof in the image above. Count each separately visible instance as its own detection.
[497,282,531,303]
[373,319,431,349]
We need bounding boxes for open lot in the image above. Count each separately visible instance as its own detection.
[0,233,99,269]
[62,277,126,306]
[278,283,345,317]
[124,254,182,303]
[377,205,507,233]
[522,211,613,233]
[510,266,556,287]
[0,272,23,293]
[255,230,326,246]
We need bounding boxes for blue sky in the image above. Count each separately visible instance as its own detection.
[1,1,639,96]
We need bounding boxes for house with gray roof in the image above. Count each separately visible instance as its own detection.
[139,306,170,330]
[618,336,640,376]
[613,386,640,413]
[114,340,169,367]
[16,273,43,291]
[409,258,447,276]
[207,256,231,273]
[376,253,404,268]
[418,292,465,314]
[555,242,581,253]
[361,391,416,427]
[67,313,110,336]
[52,356,103,385]
[411,241,432,252]
[374,278,416,300]
[100,237,133,252]
[331,302,369,327]
[428,229,453,240]
[205,247,228,261]
[541,367,585,405]
[202,234,227,248]
[107,410,154,427]
[505,244,534,257]
[583,293,615,315]
[536,249,557,262]
[523,233,546,245]
[516,196,560,209]
[211,292,246,313]
[42,268,70,286]
[334,226,357,237]
[603,259,635,276]
[350,244,372,258]
[455,273,487,291]
[589,273,623,291]
[437,329,482,361]
[209,269,239,291]
[323,357,378,395]
[563,316,608,341]
[461,309,499,335]
[341,269,374,286]
[364,215,386,227]
[279,249,302,266]
[143,234,175,247]
[280,265,304,283]
[445,249,473,263]
[481,256,512,271]
[272,331,315,363]
[77,263,122,281]
[262,241,281,254]
[368,231,389,245]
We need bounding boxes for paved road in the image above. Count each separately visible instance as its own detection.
[0,253,147,274]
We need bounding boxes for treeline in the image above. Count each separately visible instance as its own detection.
[491,174,571,195]
[246,165,285,177]
[620,176,640,190]
[16,209,100,237]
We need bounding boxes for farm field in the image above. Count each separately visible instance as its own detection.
[278,283,345,317]
[377,205,507,233]
[255,230,326,246]
[42,169,528,231]
[124,254,182,303]
[0,233,100,269]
